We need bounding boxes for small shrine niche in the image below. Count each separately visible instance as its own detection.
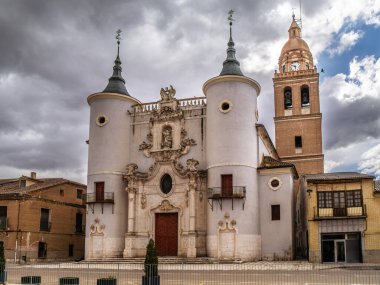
[161,125,173,149]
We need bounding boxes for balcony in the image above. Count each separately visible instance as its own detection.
[0,217,8,230]
[40,221,52,232]
[313,205,367,220]
[75,224,85,234]
[207,187,246,210]
[83,192,114,204]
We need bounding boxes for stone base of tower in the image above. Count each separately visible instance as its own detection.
[85,237,125,259]
[206,234,262,261]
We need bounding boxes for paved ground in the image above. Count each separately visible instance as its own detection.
[4,261,380,285]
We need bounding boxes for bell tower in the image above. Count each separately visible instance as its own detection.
[273,16,323,176]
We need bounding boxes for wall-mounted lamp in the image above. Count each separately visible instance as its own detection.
[306,189,313,197]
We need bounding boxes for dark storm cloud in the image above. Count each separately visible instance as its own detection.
[322,96,380,149]
[2,0,373,182]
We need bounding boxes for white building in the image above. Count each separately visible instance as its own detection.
[85,20,298,261]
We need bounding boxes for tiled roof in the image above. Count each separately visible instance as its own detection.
[375,180,380,192]
[258,156,299,178]
[305,172,374,181]
[259,156,294,168]
[0,177,86,195]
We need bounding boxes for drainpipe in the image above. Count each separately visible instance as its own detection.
[15,198,21,262]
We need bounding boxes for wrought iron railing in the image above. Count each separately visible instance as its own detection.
[207,187,246,211]
[313,204,367,220]
[3,262,380,284]
[83,192,114,204]
[0,217,7,230]
[207,187,246,199]
[75,224,85,234]
[40,221,52,232]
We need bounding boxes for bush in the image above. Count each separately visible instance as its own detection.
[144,239,158,277]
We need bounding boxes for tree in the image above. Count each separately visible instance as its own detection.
[0,241,5,284]
[144,239,158,277]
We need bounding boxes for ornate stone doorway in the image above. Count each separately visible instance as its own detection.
[155,213,178,256]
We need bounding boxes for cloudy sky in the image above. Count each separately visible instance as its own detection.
[0,0,379,183]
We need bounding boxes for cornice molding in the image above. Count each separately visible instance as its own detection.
[203,75,261,95]
[87,92,141,105]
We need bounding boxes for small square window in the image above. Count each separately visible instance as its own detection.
[69,244,74,257]
[77,189,83,199]
[271,205,280,221]
[60,189,64,196]
[38,242,47,258]
[295,136,302,148]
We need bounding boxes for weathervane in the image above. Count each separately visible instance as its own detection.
[116,29,122,45]
[292,0,303,29]
[291,8,296,20]
[228,9,235,25]
[228,9,235,39]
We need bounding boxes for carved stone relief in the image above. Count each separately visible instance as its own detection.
[141,192,147,209]
[218,212,237,232]
[186,158,199,172]
[90,218,105,236]
[138,86,196,162]
[159,199,175,211]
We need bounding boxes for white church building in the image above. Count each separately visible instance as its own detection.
[85,18,298,261]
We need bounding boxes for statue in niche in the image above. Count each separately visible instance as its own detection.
[161,126,173,149]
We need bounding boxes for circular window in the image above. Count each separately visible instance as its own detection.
[221,102,230,111]
[160,174,173,194]
[271,179,280,188]
[268,177,282,191]
[219,100,233,113]
[96,114,108,127]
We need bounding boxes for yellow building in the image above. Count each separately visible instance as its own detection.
[299,172,380,263]
[0,172,86,262]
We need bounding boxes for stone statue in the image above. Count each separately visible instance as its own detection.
[186,158,199,172]
[160,85,176,101]
[161,127,173,149]
[126,163,138,176]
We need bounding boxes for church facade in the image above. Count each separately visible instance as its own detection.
[85,17,316,261]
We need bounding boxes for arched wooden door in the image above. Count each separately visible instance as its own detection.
[155,213,178,256]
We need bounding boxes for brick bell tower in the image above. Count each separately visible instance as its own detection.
[273,16,324,177]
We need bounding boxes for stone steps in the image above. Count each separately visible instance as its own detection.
[82,257,240,264]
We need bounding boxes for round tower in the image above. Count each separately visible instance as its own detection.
[85,31,140,259]
[203,13,261,260]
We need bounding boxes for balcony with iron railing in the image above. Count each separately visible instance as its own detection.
[75,224,85,234]
[0,217,8,230]
[40,221,52,232]
[313,205,367,220]
[207,186,246,210]
[83,192,114,204]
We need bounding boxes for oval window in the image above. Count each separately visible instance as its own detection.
[160,174,172,194]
